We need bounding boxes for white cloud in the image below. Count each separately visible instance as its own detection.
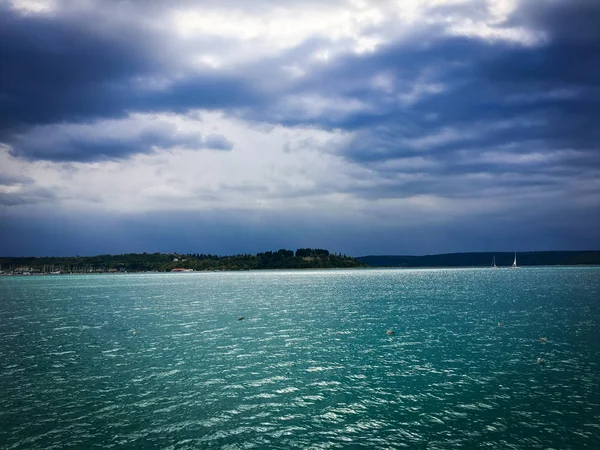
[167,1,387,68]
[1,112,358,213]
[405,127,463,149]
[398,80,446,106]
[9,110,534,220]
[368,156,439,171]
[446,19,544,45]
[7,0,543,75]
[476,149,593,165]
[273,94,373,121]
[9,0,55,13]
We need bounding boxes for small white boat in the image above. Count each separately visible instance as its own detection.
[511,252,518,269]
[491,256,498,268]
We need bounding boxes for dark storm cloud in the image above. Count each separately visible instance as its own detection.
[0,0,271,162]
[514,0,600,42]
[0,1,262,157]
[2,0,599,139]
[0,0,598,234]
[0,2,155,132]
[254,0,600,200]
[0,172,32,185]
[203,134,234,151]
[0,186,55,206]
[7,122,233,162]
[2,0,595,168]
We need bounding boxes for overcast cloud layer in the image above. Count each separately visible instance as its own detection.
[1,0,599,256]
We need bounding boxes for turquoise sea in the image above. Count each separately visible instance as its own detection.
[1,267,599,449]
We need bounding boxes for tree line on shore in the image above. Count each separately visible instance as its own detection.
[0,248,366,273]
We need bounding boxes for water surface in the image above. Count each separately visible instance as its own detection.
[1,267,599,448]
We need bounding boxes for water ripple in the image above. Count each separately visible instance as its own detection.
[1,268,599,448]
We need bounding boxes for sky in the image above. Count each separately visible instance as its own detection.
[0,0,599,256]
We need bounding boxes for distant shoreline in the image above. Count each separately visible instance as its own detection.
[356,251,600,268]
[0,248,366,274]
[1,250,599,275]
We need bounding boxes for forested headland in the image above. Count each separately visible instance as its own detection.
[0,248,365,274]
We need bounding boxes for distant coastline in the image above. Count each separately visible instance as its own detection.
[356,251,600,268]
[0,248,365,275]
[1,250,599,275]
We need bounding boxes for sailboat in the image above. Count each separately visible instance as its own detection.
[511,252,518,269]
[491,256,498,268]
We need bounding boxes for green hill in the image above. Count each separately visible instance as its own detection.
[0,248,366,273]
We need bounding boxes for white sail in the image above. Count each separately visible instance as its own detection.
[511,252,518,268]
